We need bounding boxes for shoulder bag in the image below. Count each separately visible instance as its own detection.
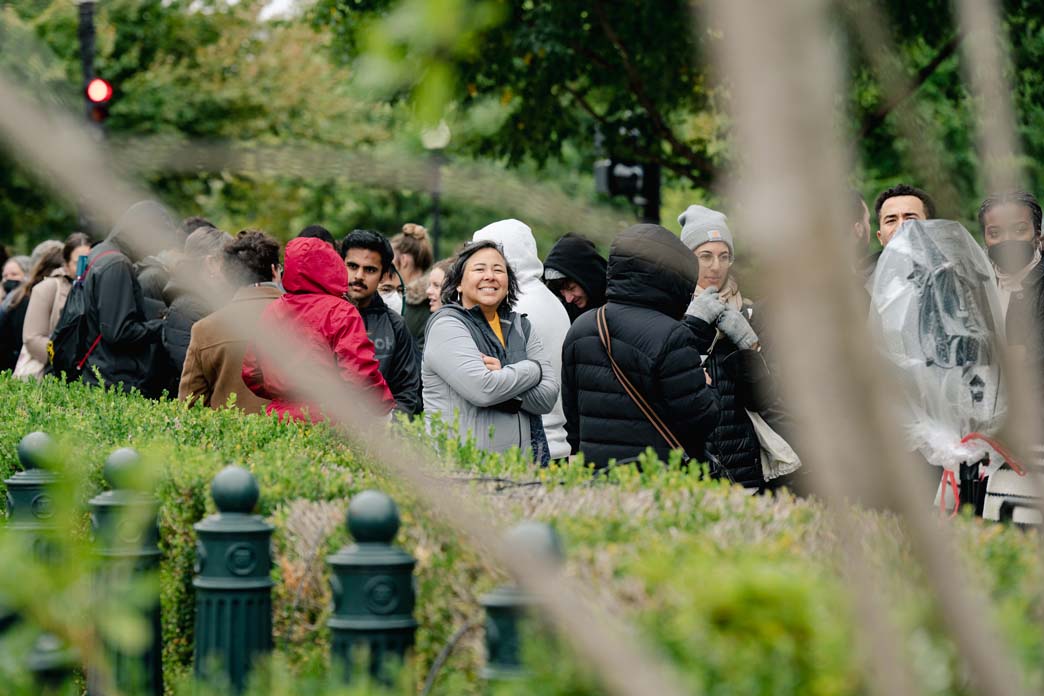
[597,306,728,476]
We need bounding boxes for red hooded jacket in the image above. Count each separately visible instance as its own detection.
[242,237,394,421]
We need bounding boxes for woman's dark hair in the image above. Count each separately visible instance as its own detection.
[223,229,281,286]
[297,224,336,247]
[978,191,1043,234]
[340,229,394,273]
[12,245,65,307]
[183,216,215,235]
[440,240,519,310]
[62,232,93,263]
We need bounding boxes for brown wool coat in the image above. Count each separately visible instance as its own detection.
[178,284,282,413]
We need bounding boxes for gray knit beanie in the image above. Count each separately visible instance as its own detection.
[678,204,734,256]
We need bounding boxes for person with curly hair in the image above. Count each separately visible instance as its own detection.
[179,229,283,413]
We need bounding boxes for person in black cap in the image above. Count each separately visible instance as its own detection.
[542,234,608,322]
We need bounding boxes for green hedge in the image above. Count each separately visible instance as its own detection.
[1,375,1043,695]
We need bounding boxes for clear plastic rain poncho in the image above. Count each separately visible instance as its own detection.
[869,219,1010,484]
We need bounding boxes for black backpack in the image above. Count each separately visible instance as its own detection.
[46,250,118,380]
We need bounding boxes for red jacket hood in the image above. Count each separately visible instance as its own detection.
[283,237,347,296]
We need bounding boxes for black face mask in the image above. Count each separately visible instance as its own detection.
[2,279,20,294]
[988,240,1037,275]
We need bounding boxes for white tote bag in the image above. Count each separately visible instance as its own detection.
[746,409,802,481]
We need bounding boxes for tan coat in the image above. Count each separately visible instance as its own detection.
[22,270,73,365]
[178,285,282,413]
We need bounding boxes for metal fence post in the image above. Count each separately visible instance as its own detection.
[88,447,163,695]
[192,466,272,692]
[327,490,417,682]
[481,521,564,682]
[5,432,78,691]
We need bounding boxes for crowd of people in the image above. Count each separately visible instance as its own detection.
[2,182,1040,493]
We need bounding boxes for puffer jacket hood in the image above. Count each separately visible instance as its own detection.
[607,223,699,320]
[473,219,543,281]
[108,200,183,260]
[543,234,607,309]
[283,237,348,297]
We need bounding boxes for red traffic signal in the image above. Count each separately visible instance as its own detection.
[85,77,113,104]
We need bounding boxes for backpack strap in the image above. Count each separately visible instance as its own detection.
[73,250,121,369]
[77,250,119,283]
[596,306,689,457]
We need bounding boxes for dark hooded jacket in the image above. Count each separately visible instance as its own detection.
[242,238,395,421]
[81,244,162,394]
[1004,262,1044,372]
[358,292,422,417]
[543,235,608,322]
[0,294,28,371]
[561,224,720,469]
[80,202,177,396]
[159,277,212,395]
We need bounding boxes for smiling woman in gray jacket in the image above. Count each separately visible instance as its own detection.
[422,240,559,460]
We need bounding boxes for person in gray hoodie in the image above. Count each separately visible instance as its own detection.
[472,219,571,461]
[422,239,559,460]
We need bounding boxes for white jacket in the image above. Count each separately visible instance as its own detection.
[474,219,571,459]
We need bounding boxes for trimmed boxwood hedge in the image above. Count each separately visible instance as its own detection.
[1,374,1043,695]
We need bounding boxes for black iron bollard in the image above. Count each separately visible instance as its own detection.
[480,521,564,682]
[193,466,273,692]
[5,432,79,690]
[6,431,60,559]
[327,490,417,682]
[88,448,163,696]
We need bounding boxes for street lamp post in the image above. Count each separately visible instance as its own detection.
[422,122,452,259]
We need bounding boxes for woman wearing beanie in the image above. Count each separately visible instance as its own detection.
[679,204,791,490]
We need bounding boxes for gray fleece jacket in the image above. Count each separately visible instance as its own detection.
[422,306,559,454]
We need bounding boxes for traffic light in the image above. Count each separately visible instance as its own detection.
[594,158,661,223]
[594,158,645,199]
[85,77,112,124]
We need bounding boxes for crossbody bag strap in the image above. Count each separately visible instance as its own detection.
[596,306,688,455]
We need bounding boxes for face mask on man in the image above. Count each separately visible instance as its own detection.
[988,240,1037,275]
[381,290,404,316]
[2,279,20,294]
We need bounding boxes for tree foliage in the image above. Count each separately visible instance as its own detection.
[315,0,1044,229]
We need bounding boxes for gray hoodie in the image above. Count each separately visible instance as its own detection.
[422,303,559,456]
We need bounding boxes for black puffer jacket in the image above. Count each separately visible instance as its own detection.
[685,310,767,488]
[561,224,720,469]
[358,293,422,417]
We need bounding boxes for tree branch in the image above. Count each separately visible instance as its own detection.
[859,32,964,138]
[560,82,709,186]
[590,0,713,180]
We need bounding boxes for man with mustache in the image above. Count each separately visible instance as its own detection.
[340,229,421,417]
